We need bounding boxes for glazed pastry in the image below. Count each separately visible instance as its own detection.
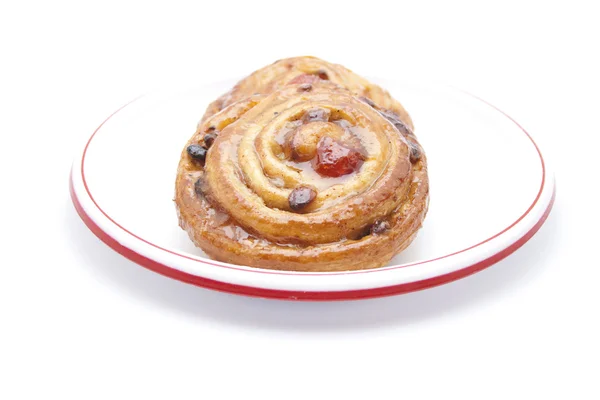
[175,56,429,271]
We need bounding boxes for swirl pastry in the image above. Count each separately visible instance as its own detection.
[175,56,429,271]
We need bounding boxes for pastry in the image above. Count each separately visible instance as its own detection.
[175,56,429,271]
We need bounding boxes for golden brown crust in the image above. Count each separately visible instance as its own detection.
[199,56,414,130]
[175,56,428,271]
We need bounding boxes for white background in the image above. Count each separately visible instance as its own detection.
[1,1,598,399]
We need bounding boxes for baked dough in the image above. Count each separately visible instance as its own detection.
[175,56,429,271]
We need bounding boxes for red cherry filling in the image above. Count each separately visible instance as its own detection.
[313,136,365,177]
[288,74,321,85]
[288,70,330,85]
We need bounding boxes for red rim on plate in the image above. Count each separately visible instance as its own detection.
[70,90,555,301]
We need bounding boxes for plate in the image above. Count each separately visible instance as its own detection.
[70,79,555,301]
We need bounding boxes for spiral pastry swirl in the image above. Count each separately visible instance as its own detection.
[175,57,429,271]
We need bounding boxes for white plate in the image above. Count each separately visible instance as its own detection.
[70,79,555,301]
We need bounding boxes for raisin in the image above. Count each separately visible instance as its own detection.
[408,141,422,163]
[298,83,312,92]
[288,186,317,211]
[194,177,207,197]
[302,108,331,123]
[394,120,412,136]
[203,133,217,148]
[370,220,390,235]
[380,109,413,136]
[359,96,376,108]
[187,144,207,162]
[379,109,401,124]
[316,69,329,80]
